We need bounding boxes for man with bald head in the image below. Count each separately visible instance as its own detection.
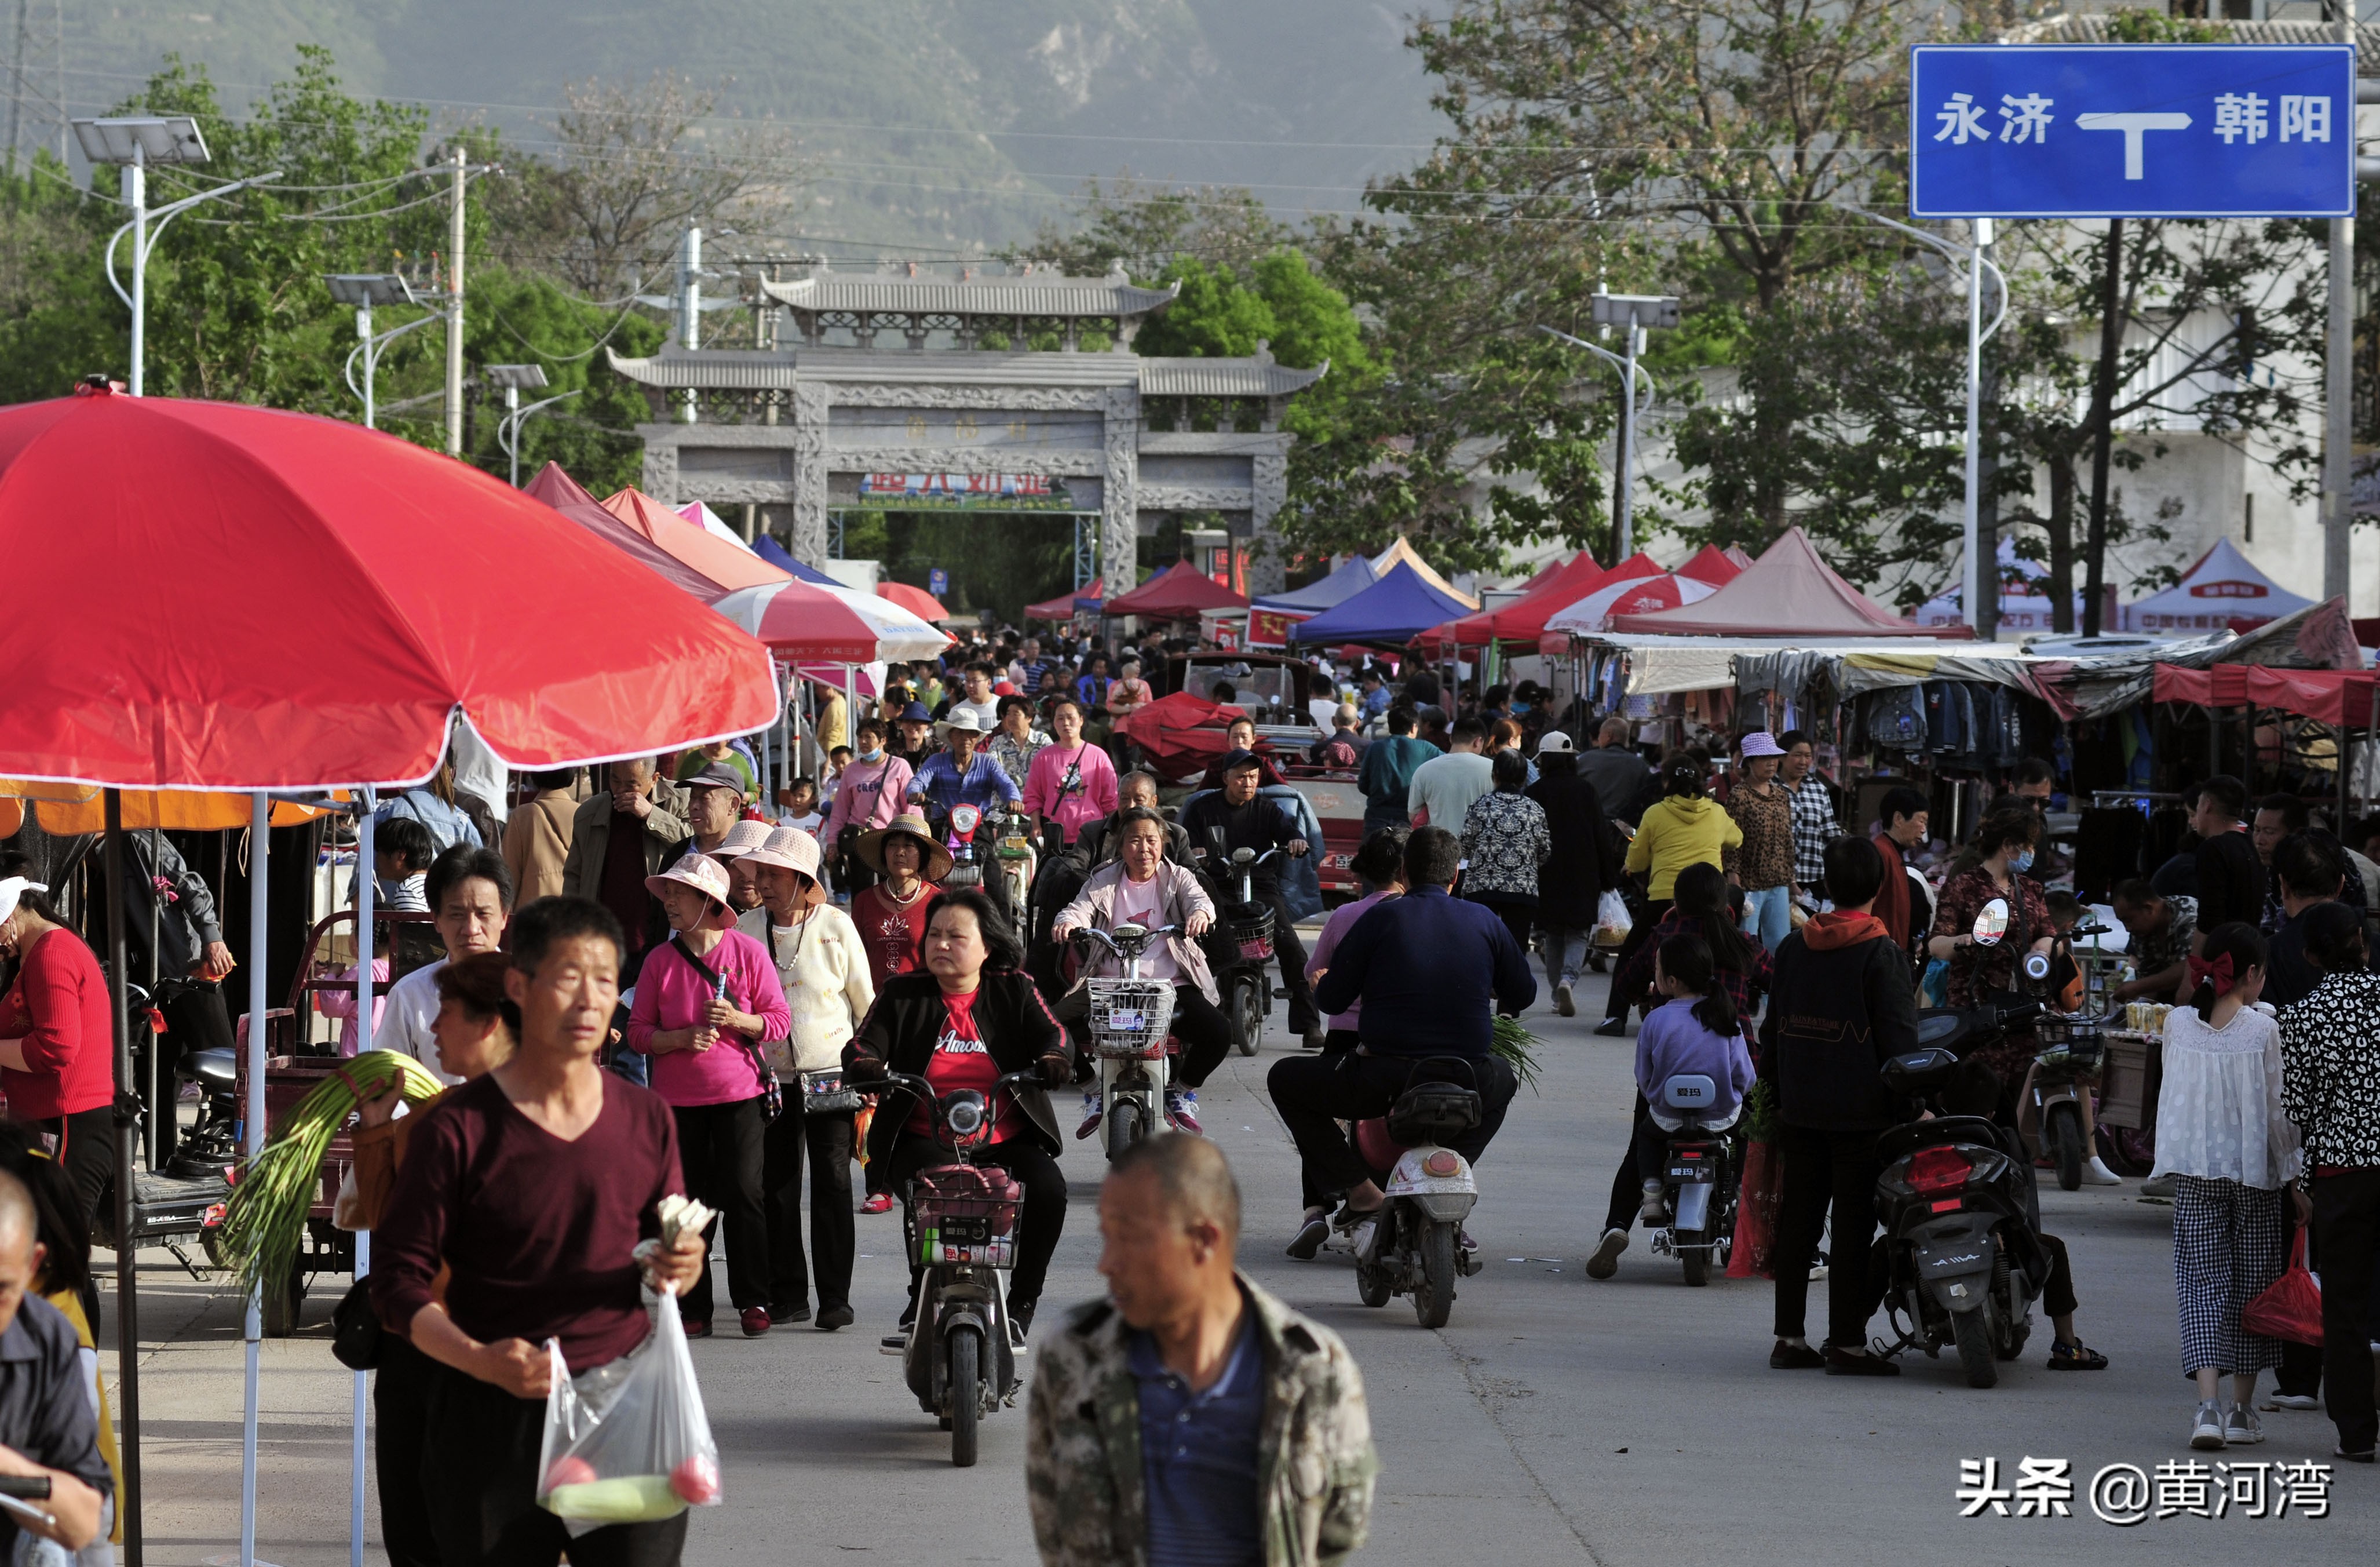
[1026,1136,1375,1567]
[0,1171,109,1553]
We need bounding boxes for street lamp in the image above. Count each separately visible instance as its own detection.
[1836,207,2007,635]
[486,363,581,487]
[73,116,280,396]
[1541,289,1677,562]
[325,274,427,431]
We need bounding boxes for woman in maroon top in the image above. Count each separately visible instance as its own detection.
[0,862,116,1222]
[373,897,705,1567]
[845,814,948,1211]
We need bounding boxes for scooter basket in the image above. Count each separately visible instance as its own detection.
[1087,978,1176,1060]
[1227,904,1275,961]
[912,1165,1022,1268]
[1385,1081,1481,1147]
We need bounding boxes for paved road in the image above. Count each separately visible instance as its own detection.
[105,963,2375,1565]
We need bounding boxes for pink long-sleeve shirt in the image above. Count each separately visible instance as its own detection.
[1022,741,1118,845]
[821,755,912,843]
[625,930,791,1107]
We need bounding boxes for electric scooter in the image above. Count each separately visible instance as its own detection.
[1641,1073,1741,1287]
[1071,923,1183,1158]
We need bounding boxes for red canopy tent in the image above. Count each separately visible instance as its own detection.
[879,581,951,621]
[1420,551,1609,648]
[1607,527,1970,640]
[601,484,790,595]
[1677,544,1744,586]
[1105,560,1250,621]
[2151,664,2379,726]
[526,462,729,602]
[1026,589,1103,621]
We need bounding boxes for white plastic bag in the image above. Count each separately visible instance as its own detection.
[1593,889,1633,947]
[535,1285,721,1532]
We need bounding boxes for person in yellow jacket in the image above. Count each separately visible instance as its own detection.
[1600,753,1742,1036]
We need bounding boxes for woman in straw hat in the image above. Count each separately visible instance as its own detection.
[625,852,791,1339]
[736,829,873,1330]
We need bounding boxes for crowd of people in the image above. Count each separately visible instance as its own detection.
[15,602,2380,1567]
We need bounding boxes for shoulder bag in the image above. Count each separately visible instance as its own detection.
[669,935,783,1120]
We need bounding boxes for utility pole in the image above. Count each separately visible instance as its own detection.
[679,224,702,424]
[1966,218,1995,640]
[2082,219,2124,640]
[445,143,466,457]
[2324,5,2361,607]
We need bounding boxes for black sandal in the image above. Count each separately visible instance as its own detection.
[2047,1339,2108,1370]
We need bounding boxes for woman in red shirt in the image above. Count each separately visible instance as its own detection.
[0,863,116,1223]
[845,890,1069,1346]
[846,812,951,1211]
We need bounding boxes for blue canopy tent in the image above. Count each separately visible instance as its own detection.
[1288,562,1473,647]
[1250,553,1378,614]
[753,534,839,585]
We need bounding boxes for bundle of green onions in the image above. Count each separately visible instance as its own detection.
[217,1050,446,1301]
[1491,1014,1543,1092]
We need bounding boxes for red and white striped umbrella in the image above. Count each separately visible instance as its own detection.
[714,578,952,663]
[1545,572,1720,636]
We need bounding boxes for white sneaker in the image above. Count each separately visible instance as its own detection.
[2083,1156,2123,1186]
[1585,1227,1628,1280]
[2261,1391,2322,1412]
[2224,1404,2265,1445]
[1638,1180,1667,1224]
[2191,1400,2228,1450]
[1075,1089,1103,1139]
[2141,1172,2177,1200]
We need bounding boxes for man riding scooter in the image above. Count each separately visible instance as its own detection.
[1265,827,1534,1258]
[1181,749,1323,1049]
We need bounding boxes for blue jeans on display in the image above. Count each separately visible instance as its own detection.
[1535,926,1589,989]
[1741,883,1793,953]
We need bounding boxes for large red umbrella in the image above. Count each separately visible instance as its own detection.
[879,580,951,622]
[0,388,779,788]
[0,385,779,1565]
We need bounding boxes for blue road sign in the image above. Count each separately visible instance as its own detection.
[928,567,949,598]
[1910,44,2355,219]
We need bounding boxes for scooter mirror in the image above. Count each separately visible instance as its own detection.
[1973,898,2009,947]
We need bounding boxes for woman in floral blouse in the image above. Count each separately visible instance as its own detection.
[988,693,1049,791]
[1460,749,1552,957]
[1928,805,2054,1089]
[1724,731,1797,952]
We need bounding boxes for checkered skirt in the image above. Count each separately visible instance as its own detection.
[2171,1174,2288,1377]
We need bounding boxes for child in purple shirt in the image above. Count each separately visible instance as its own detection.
[1633,934,1754,1219]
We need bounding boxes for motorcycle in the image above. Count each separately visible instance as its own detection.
[1201,841,1284,1056]
[1327,1056,1487,1329]
[1071,923,1184,1159]
[940,803,1020,923]
[1641,1073,1740,1287]
[877,1067,1042,1467]
[2013,920,2114,1193]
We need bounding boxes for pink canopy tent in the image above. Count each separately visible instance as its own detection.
[525,463,728,602]
[1605,527,1971,639]
[1676,544,1744,586]
[602,485,790,595]
[1419,551,1611,648]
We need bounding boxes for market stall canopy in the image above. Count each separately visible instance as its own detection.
[1112,691,1247,782]
[1421,551,1609,648]
[1595,635,2040,698]
[1545,571,1718,636]
[2023,598,2359,720]
[2152,663,2379,726]
[879,581,951,622]
[602,485,791,595]
[1676,545,1744,586]
[0,779,339,834]
[675,500,760,554]
[2120,538,2315,633]
[1106,560,1250,620]
[0,387,780,789]
[1369,536,1480,610]
[715,578,953,664]
[1252,555,1378,614]
[750,534,839,585]
[1290,562,1474,646]
[1025,589,1103,621]
[525,462,729,603]
[1607,527,1969,640]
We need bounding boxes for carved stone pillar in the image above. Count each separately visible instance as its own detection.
[641,440,680,506]
[1248,444,1290,598]
[1101,385,1140,600]
[791,382,832,566]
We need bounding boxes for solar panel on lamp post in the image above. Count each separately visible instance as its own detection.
[72,116,279,397]
[325,273,424,431]
[486,363,577,487]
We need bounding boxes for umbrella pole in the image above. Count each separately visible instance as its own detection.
[349,803,374,1567]
[102,790,143,1567]
[241,791,267,1567]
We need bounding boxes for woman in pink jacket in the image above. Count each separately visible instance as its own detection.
[626,852,790,1338]
[1023,698,1118,846]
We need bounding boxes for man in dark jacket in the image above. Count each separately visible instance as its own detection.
[1760,835,1917,1376]
[123,830,238,1167]
[2189,774,2264,934]
[1182,752,1322,1046]
[1267,827,1535,1257]
[1524,733,1618,1016]
[1577,716,1653,826]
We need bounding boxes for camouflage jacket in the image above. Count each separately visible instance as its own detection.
[1025,1274,1377,1567]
